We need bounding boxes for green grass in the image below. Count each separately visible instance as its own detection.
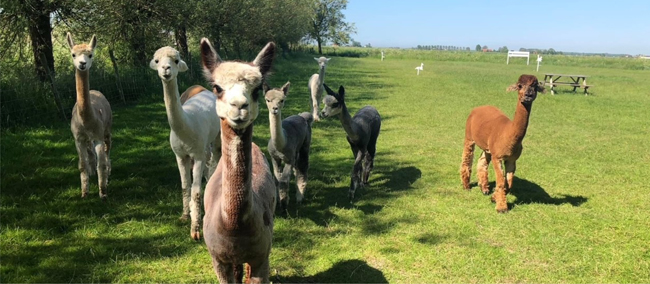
[2,53,650,283]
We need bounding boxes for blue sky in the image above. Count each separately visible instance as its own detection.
[345,0,649,55]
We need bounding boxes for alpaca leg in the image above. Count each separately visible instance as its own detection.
[505,160,516,195]
[205,138,222,181]
[190,159,205,240]
[176,155,192,220]
[476,151,492,195]
[104,132,112,177]
[247,258,271,284]
[350,150,364,200]
[86,143,97,176]
[279,163,293,208]
[95,141,109,200]
[460,139,475,190]
[362,145,376,185]
[233,264,245,284]
[490,157,508,213]
[212,258,235,284]
[293,144,310,205]
[74,138,92,198]
[311,91,320,122]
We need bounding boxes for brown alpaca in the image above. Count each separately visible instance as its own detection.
[460,74,544,213]
[200,38,277,283]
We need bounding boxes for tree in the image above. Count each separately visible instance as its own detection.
[308,0,356,54]
[498,46,509,53]
[475,44,481,51]
[482,45,488,50]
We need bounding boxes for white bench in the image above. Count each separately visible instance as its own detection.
[507,51,530,65]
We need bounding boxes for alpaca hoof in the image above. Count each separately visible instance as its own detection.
[482,189,490,195]
[81,192,88,198]
[490,194,496,203]
[100,195,108,201]
[191,231,201,241]
[496,207,508,213]
[179,214,190,221]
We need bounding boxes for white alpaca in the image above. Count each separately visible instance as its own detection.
[415,62,424,75]
[381,51,385,61]
[67,33,113,200]
[150,46,221,240]
[308,57,331,122]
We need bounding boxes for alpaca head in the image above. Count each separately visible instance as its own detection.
[201,38,276,129]
[507,74,545,104]
[149,46,188,82]
[263,81,290,115]
[314,57,331,72]
[66,32,97,72]
[320,84,345,118]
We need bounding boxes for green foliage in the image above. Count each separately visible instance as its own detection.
[2,53,650,283]
[307,0,356,53]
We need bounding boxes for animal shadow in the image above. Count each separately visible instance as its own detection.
[277,259,387,283]
[509,177,587,209]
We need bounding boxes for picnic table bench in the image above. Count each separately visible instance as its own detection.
[543,73,592,95]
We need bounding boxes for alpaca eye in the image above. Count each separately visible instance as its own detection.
[72,54,76,58]
[213,84,223,93]
[332,103,339,108]
[88,54,92,58]
[175,59,179,64]
[155,59,159,64]
[280,100,284,103]
[266,99,271,103]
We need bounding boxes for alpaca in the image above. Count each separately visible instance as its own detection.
[415,62,424,75]
[308,56,331,122]
[263,81,313,210]
[459,74,544,213]
[149,46,221,240]
[381,51,385,61]
[200,38,277,283]
[67,33,112,200]
[321,84,381,200]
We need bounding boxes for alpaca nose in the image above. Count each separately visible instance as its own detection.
[163,65,171,71]
[80,61,86,66]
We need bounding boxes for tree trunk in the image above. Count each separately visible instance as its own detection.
[175,24,189,59]
[317,37,322,55]
[26,1,54,83]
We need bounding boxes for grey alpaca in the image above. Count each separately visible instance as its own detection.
[320,84,381,199]
[264,81,313,210]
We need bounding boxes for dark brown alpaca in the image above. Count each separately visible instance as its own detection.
[201,38,277,283]
[460,74,544,213]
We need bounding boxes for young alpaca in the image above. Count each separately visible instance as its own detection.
[264,81,313,210]
[200,38,277,283]
[321,84,381,200]
[415,62,424,75]
[308,56,331,122]
[150,46,221,240]
[460,74,544,213]
[67,33,112,200]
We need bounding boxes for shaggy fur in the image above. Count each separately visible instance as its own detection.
[150,46,221,240]
[200,38,277,283]
[308,57,331,122]
[460,74,544,213]
[321,84,381,200]
[264,81,313,210]
[67,32,113,200]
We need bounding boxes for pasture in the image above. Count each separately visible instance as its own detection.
[2,52,650,283]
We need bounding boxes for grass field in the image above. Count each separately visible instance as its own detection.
[2,53,650,283]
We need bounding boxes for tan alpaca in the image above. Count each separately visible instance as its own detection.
[67,33,113,199]
[460,74,544,213]
[200,38,277,283]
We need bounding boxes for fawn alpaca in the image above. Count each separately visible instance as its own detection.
[67,33,112,200]
[460,74,544,213]
[201,38,277,283]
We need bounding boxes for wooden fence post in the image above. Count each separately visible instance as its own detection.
[109,49,126,103]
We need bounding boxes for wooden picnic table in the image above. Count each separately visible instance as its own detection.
[543,73,592,95]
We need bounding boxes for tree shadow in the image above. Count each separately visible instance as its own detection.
[277,259,387,284]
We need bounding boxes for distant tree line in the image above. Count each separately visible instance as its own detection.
[416,45,471,51]
[0,0,355,82]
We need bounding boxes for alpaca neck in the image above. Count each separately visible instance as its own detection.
[318,67,326,87]
[162,78,193,138]
[75,69,95,121]
[338,104,359,142]
[269,110,286,150]
[220,120,254,230]
[508,101,533,143]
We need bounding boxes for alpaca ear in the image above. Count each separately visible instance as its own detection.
[314,57,319,62]
[506,84,520,92]
[262,81,270,93]
[178,59,188,72]
[253,42,276,77]
[536,84,546,93]
[338,85,345,99]
[200,38,222,74]
[149,59,158,70]
[326,57,331,62]
[323,84,336,96]
[281,81,290,95]
[89,35,97,50]
[66,32,75,49]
